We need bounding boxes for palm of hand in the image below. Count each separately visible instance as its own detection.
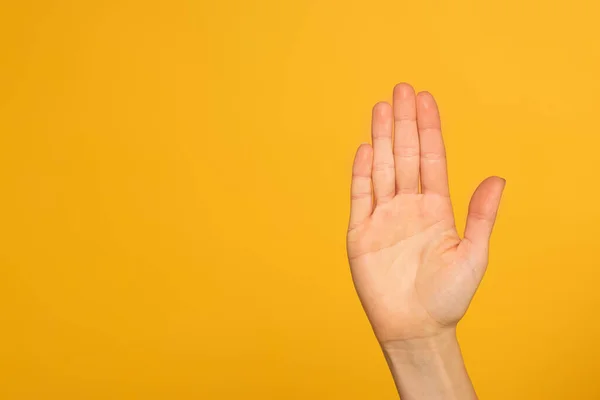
[347,84,505,344]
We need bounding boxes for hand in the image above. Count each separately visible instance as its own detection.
[347,83,505,346]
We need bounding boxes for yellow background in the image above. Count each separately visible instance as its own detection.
[1,1,599,398]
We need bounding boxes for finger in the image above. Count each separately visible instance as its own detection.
[392,83,419,194]
[371,102,395,204]
[349,144,374,230]
[462,176,506,253]
[416,92,449,196]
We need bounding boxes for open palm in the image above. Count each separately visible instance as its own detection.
[347,83,505,344]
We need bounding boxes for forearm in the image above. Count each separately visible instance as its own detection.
[381,328,477,400]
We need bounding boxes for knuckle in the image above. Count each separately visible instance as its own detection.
[351,191,372,200]
[372,161,395,172]
[468,210,492,222]
[393,145,419,158]
[420,151,446,161]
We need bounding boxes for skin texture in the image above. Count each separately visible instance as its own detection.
[346,83,505,399]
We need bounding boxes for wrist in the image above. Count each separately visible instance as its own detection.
[380,327,477,400]
[380,326,459,361]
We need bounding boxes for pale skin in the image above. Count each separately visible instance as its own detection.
[347,83,505,399]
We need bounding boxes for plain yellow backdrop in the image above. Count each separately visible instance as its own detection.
[1,0,600,398]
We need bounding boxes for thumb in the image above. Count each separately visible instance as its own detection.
[463,176,506,254]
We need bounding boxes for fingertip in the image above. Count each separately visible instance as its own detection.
[356,143,373,160]
[416,91,436,108]
[393,82,415,99]
[353,143,373,173]
[373,101,392,117]
[483,176,507,191]
[497,176,507,191]
[470,176,506,217]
